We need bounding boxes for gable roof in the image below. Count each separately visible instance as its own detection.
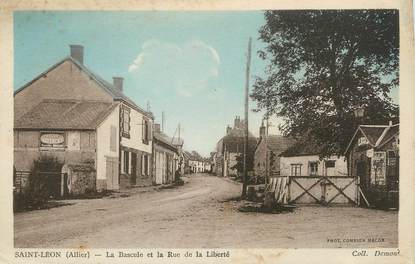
[14,56,153,119]
[258,135,297,154]
[377,124,399,148]
[14,99,117,130]
[359,126,387,146]
[279,140,323,157]
[344,124,400,154]
[154,131,178,152]
[222,136,258,153]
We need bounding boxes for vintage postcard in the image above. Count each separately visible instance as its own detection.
[0,0,414,263]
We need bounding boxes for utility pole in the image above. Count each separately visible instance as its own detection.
[178,122,181,141]
[242,37,252,199]
[162,111,165,132]
[264,116,269,185]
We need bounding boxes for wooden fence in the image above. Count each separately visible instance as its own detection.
[266,175,359,206]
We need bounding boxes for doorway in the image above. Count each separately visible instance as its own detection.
[131,152,137,185]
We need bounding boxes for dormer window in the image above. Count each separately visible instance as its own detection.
[121,106,130,138]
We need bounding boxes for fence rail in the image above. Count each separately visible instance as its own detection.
[266,175,359,206]
[14,171,30,193]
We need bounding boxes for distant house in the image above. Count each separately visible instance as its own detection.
[171,137,185,175]
[13,45,153,195]
[153,123,179,185]
[188,151,205,173]
[215,116,257,177]
[254,122,296,181]
[279,142,347,177]
[345,122,399,208]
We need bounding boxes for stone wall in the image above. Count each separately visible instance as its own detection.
[65,163,96,195]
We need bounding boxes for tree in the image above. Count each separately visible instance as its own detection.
[252,10,399,156]
[231,152,254,181]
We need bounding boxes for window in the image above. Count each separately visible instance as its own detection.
[291,164,302,176]
[123,150,129,174]
[325,160,336,168]
[309,161,318,176]
[121,106,130,138]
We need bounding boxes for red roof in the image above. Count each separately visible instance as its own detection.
[15,99,117,130]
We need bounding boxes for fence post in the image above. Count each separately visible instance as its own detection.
[357,176,360,206]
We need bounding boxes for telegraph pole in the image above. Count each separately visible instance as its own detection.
[265,115,270,184]
[162,111,165,132]
[242,37,252,199]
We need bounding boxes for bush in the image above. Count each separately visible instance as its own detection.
[14,156,63,211]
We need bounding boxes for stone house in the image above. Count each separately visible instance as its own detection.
[279,142,347,177]
[253,122,296,181]
[14,99,120,194]
[345,122,399,208]
[13,45,153,194]
[153,124,179,184]
[215,116,257,177]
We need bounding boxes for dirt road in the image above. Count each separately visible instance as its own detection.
[14,174,398,248]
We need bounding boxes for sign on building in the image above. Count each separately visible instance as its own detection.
[371,151,386,186]
[40,132,65,150]
[358,136,368,146]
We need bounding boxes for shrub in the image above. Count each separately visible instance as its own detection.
[15,155,63,211]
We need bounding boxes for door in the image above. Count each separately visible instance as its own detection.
[387,152,399,208]
[131,152,137,185]
[106,156,119,190]
[155,152,163,184]
[357,160,368,191]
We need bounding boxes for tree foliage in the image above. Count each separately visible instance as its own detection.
[252,10,399,156]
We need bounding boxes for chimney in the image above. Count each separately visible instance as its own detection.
[259,120,266,138]
[154,123,161,133]
[113,77,124,92]
[70,45,84,64]
[234,116,240,129]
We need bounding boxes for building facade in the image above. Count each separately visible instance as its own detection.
[153,124,179,185]
[253,122,296,181]
[345,123,399,208]
[279,142,347,177]
[13,45,153,194]
[215,116,257,177]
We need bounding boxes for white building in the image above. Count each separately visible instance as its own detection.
[279,142,347,177]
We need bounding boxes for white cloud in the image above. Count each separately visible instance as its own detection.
[128,39,220,97]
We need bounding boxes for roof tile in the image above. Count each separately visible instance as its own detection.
[15,99,116,130]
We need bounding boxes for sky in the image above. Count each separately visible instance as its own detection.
[14,11,399,157]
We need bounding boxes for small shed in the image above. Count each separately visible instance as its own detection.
[345,123,399,208]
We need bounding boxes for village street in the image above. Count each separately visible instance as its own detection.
[14,174,398,248]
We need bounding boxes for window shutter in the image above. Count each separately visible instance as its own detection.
[142,118,145,142]
[141,155,145,175]
[127,110,130,133]
[120,108,124,132]
[147,120,152,141]
[121,151,124,173]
